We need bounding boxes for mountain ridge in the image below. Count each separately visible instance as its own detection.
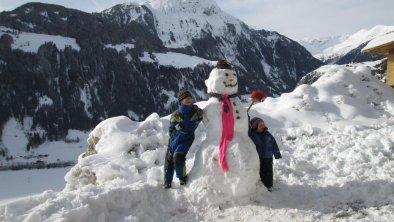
[298,25,394,64]
[0,1,321,156]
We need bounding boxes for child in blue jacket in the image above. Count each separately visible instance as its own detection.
[248,117,282,192]
[164,89,204,189]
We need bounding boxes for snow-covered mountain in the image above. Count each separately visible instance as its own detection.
[1,63,393,221]
[298,35,347,56]
[297,25,394,87]
[0,1,322,161]
[299,25,394,64]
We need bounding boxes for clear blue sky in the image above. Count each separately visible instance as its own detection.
[1,0,393,40]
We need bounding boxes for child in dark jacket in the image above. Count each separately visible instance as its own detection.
[248,117,282,192]
[164,89,204,189]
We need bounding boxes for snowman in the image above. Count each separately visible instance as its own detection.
[189,60,260,199]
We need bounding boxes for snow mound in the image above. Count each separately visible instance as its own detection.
[64,114,169,190]
[1,65,394,221]
[252,64,394,130]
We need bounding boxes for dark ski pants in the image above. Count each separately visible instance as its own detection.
[164,150,186,184]
[259,157,273,189]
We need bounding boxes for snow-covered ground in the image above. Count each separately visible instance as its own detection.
[0,26,80,53]
[0,167,71,204]
[0,127,86,204]
[1,119,87,168]
[1,63,394,221]
[140,51,215,68]
[104,43,135,52]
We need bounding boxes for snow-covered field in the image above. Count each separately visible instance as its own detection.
[1,120,87,168]
[0,167,71,205]
[0,26,80,53]
[1,64,394,221]
[140,51,215,68]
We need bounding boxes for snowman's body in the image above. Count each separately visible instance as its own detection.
[189,65,260,199]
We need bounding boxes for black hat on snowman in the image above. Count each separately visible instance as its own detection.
[216,59,232,69]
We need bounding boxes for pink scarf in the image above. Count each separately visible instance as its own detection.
[219,94,234,172]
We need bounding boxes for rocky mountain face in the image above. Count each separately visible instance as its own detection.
[0,0,322,152]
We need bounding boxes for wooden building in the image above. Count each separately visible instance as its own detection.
[363,34,394,87]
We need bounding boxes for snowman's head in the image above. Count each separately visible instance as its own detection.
[205,60,238,94]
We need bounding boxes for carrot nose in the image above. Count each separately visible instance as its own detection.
[229,79,234,82]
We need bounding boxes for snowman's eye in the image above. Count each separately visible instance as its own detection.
[233,73,237,76]
[225,73,229,77]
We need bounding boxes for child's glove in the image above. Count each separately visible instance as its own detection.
[198,109,209,122]
[197,109,208,120]
[197,109,204,118]
[175,124,182,131]
[274,152,282,159]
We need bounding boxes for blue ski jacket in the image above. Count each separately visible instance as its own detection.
[168,104,203,154]
[249,127,282,159]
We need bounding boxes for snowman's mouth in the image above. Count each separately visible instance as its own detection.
[224,82,238,88]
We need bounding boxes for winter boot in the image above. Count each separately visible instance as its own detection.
[164,182,171,189]
[179,175,188,185]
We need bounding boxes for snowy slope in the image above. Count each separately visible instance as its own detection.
[0,1,322,148]
[363,31,394,51]
[100,0,262,69]
[1,117,87,169]
[298,35,347,56]
[0,26,80,53]
[298,25,394,63]
[1,65,394,221]
[314,25,394,63]
[101,0,247,49]
[140,51,215,68]
[145,0,246,49]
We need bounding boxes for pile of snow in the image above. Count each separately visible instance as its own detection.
[64,113,170,190]
[0,26,80,53]
[1,64,394,221]
[253,64,394,129]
